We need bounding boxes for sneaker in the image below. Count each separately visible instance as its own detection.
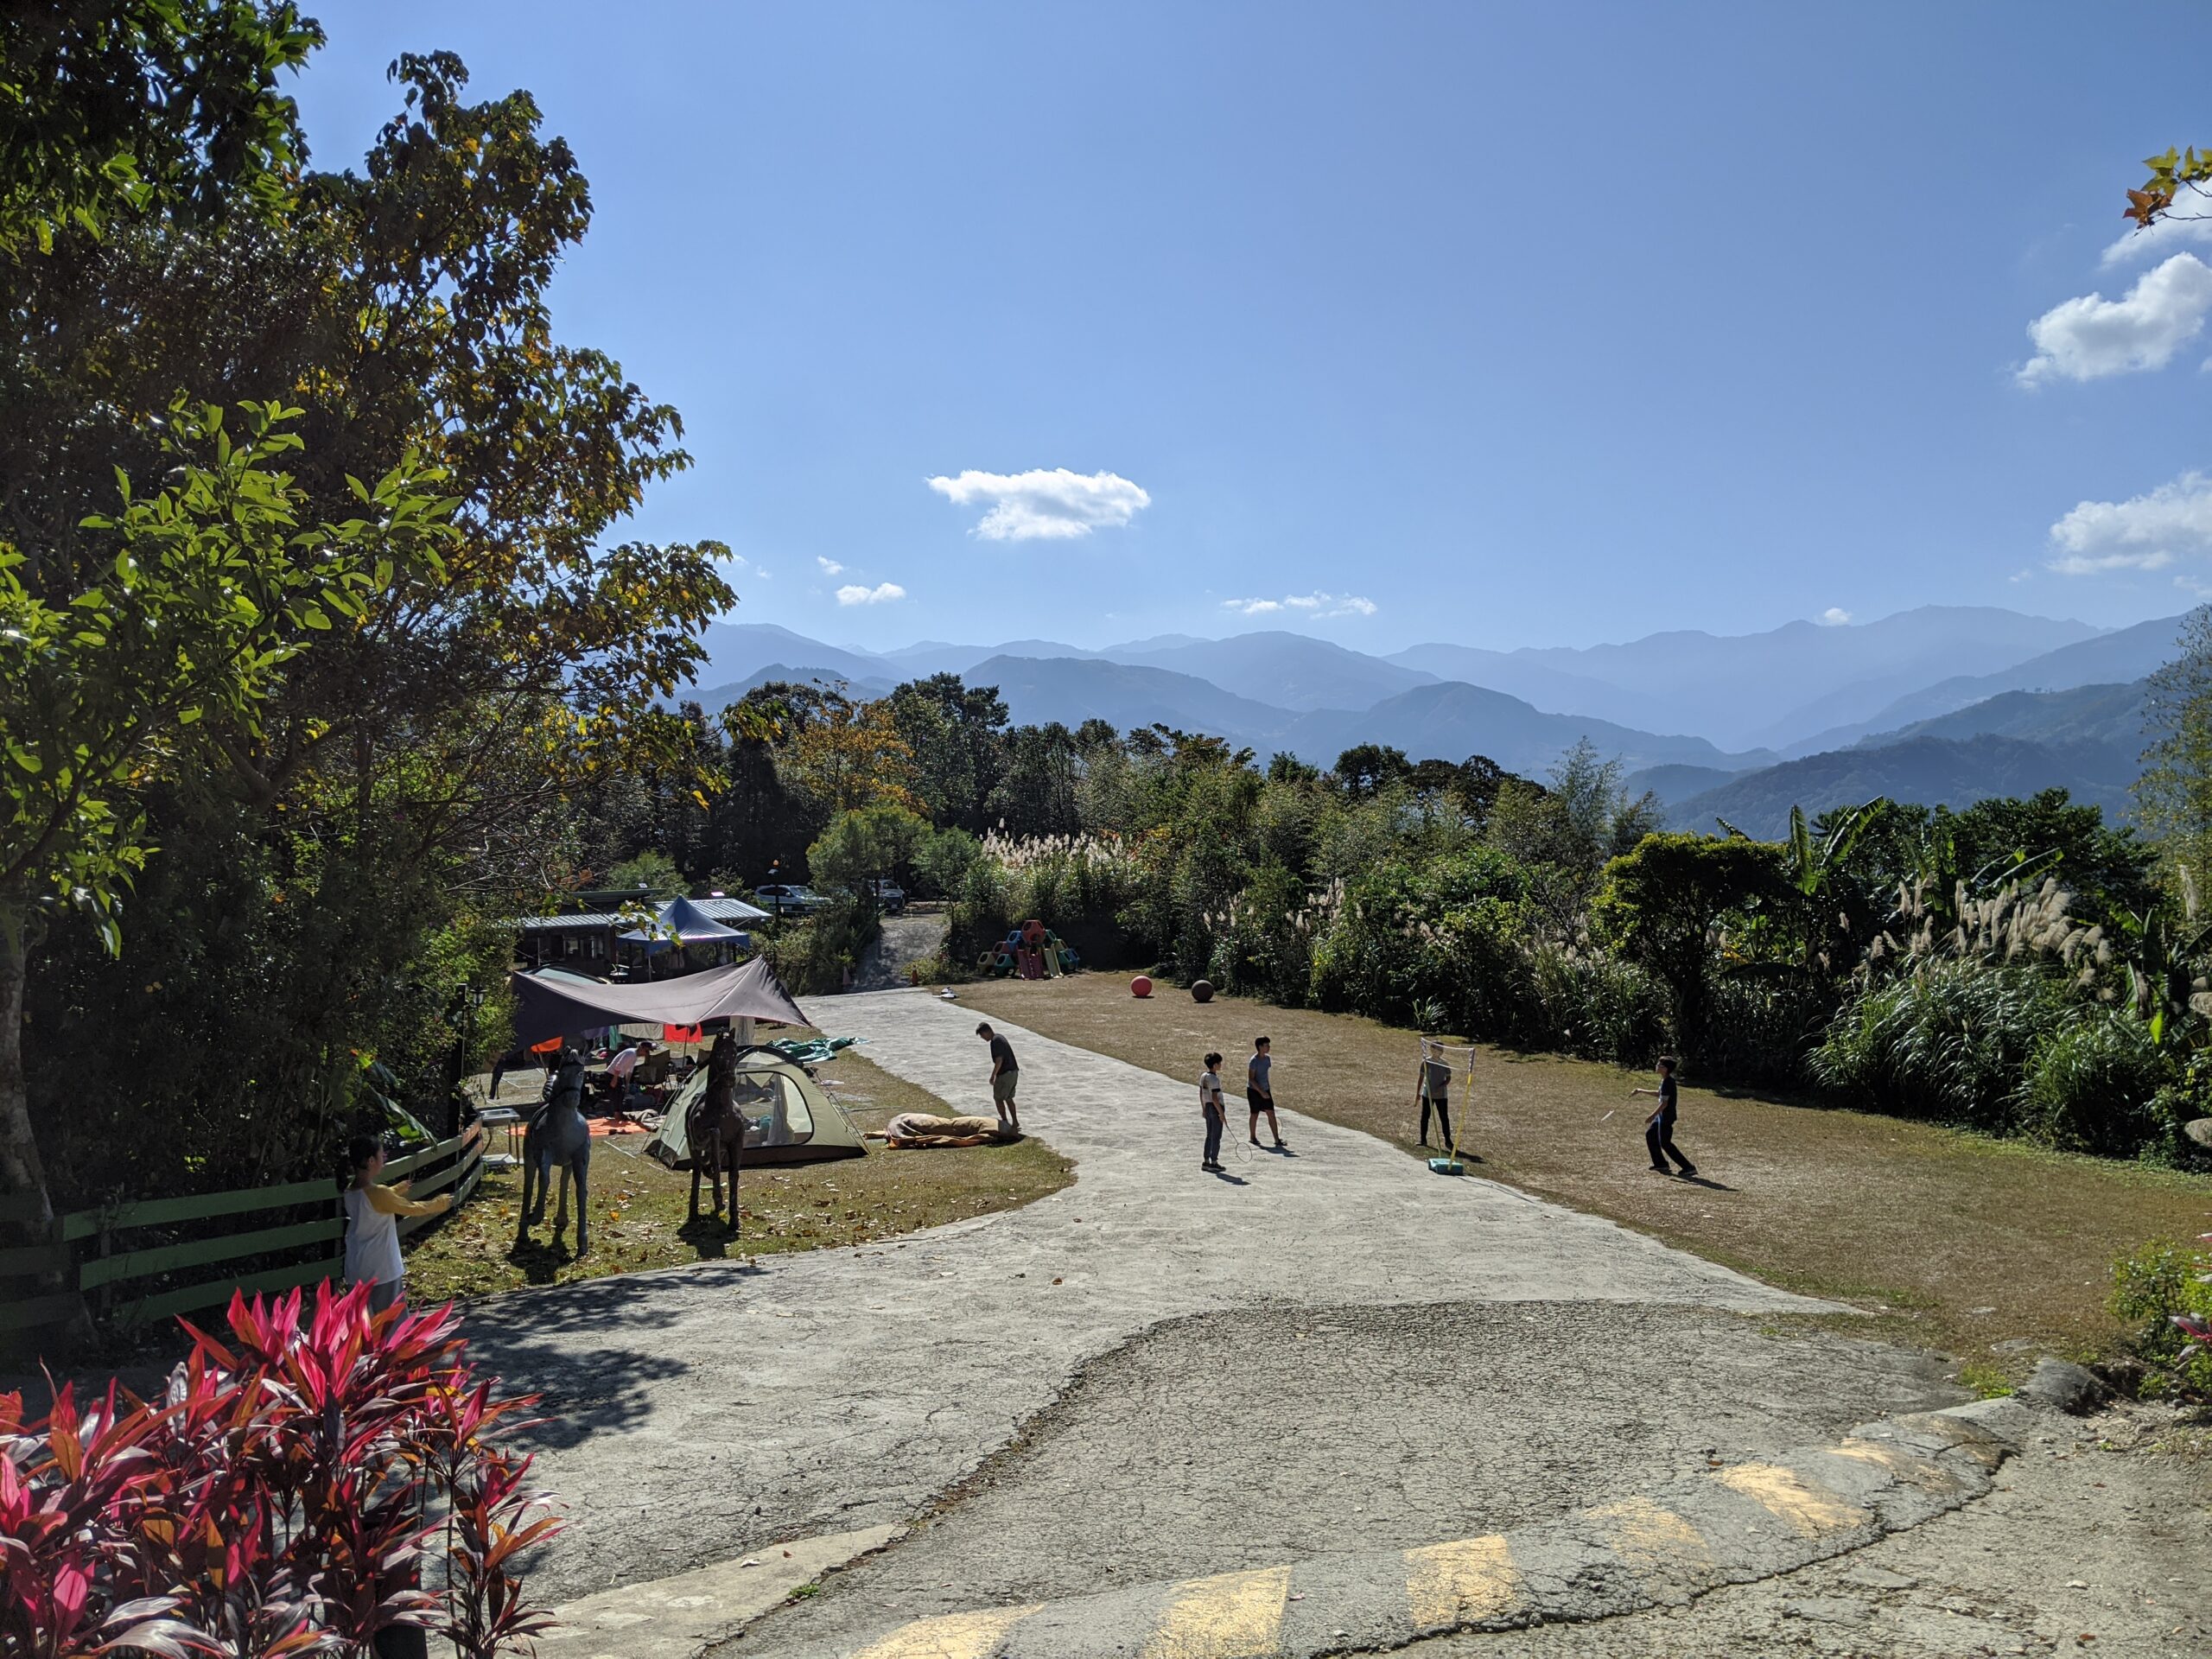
[1649,1164,1670,1173]
[1678,1165,1698,1177]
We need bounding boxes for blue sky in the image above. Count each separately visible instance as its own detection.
[293,2,2212,653]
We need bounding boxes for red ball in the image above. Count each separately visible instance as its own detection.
[1130,975,1154,998]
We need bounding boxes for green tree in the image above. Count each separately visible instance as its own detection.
[807,804,929,895]
[889,673,1007,830]
[0,403,451,1226]
[607,849,683,898]
[1333,743,1410,800]
[1592,832,1779,1059]
[989,722,1081,836]
[0,1,318,253]
[11,52,736,1215]
[2139,607,2212,890]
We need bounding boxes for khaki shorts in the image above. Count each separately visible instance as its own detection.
[992,1071,1020,1104]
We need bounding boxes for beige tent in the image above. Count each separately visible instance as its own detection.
[645,1049,867,1168]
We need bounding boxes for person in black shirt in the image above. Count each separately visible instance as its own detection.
[977,1022,1020,1132]
[1630,1055,1696,1176]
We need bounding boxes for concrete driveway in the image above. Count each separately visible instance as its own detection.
[461,988,1935,1619]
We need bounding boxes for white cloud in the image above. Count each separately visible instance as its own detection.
[1221,591,1376,620]
[2047,470,2212,574]
[2018,253,2212,385]
[1817,607,1852,626]
[926,468,1151,541]
[836,582,907,606]
[817,556,844,575]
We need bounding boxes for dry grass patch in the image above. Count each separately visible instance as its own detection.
[407,1047,1071,1303]
[963,974,2212,1374]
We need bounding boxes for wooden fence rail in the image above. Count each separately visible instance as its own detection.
[1,1124,487,1344]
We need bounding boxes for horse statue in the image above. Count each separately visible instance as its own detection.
[518,1051,593,1254]
[687,1034,746,1226]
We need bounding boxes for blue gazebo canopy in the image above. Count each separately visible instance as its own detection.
[620,894,747,950]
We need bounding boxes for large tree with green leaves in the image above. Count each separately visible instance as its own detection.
[7,48,736,1213]
[1,404,452,1225]
[0,1,318,253]
[1592,832,1780,1059]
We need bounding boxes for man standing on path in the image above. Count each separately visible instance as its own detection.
[1247,1036,1286,1148]
[977,1022,1020,1133]
[1630,1055,1698,1176]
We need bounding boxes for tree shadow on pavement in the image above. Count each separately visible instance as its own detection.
[457,1263,766,1448]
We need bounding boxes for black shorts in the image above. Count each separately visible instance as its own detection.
[1246,1090,1274,1109]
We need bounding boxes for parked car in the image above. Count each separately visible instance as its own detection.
[753,882,824,916]
[868,879,907,914]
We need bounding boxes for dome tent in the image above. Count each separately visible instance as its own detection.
[645,1049,866,1168]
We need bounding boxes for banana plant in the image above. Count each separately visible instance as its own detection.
[2116,905,2212,1048]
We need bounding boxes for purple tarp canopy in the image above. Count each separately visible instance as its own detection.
[509,957,810,1047]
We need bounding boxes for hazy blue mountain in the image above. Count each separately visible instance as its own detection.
[692,664,898,707]
[1624,763,1740,805]
[1394,607,2098,751]
[1102,632,1210,652]
[874,639,1096,677]
[1098,630,1439,711]
[963,654,1296,744]
[1383,643,1649,728]
[1861,681,2148,752]
[1277,683,1773,779]
[1788,614,2186,754]
[1666,735,2137,838]
[695,623,896,690]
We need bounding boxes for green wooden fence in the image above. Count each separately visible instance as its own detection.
[0,1125,488,1343]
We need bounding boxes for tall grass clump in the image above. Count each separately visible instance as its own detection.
[2016,1007,2174,1155]
[1809,962,2073,1133]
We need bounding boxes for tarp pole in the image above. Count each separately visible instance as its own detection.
[738,1016,756,1046]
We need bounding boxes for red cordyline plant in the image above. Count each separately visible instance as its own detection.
[0,1282,560,1659]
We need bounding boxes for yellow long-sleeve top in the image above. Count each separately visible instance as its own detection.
[344,1180,449,1287]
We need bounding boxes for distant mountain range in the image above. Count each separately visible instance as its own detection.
[680,607,2190,829]
[1658,680,2153,836]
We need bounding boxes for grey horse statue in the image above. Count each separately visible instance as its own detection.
[687,1033,745,1226]
[518,1051,592,1254]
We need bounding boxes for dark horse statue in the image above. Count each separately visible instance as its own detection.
[518,1051,592,1254]
[687,1034,745,1226]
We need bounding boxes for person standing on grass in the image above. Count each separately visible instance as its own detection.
[1630,1055,1698,1176]
[1198,1051,1228,1171]
[977,1022,1020,1132]
[344,1133,453,1316]
[1415,1039,1454,1150]
[1247,1036,1286,1148]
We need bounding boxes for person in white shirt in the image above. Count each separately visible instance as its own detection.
[344,1133,452,1315]
[1198,1052,1227,1172]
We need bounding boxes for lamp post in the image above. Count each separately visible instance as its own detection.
[768,858,785,920]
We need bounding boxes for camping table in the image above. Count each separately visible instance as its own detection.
[478,1106,526,1159]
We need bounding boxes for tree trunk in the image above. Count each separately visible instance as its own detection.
[0,893,57,1242]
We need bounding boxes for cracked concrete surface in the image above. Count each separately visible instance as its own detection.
[465,990,1827,1605]
[731,1300,1965,1650]
[1422,1401,2209,1656]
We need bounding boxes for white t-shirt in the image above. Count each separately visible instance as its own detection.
[607,1046,642,1082]
[1198,1070,1224,1112]
[343,1185,404,1287]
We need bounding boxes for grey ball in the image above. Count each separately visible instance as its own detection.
[1190,980,1215,1003]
